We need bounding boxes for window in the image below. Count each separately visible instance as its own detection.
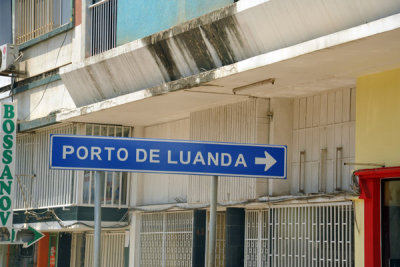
[82,124,131,207]
[15,0,72,45]
[89,0,117,56]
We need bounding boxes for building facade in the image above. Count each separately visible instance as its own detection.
[0,0,399,266]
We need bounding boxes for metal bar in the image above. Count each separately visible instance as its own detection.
[89,0,111,9]
[118,172,122,208]
[208,175,218,267]
[94,171,102,267]
[299,151,305,193]
[343,162,385,167]
[319,148,327,192]
[103,171,107,205]
[90,4,93,56]
[335,147,343,190]
[257,211,261,267]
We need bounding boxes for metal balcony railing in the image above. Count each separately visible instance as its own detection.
[89,0,117,56]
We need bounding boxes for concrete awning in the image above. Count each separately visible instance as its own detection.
[58,0,400,126]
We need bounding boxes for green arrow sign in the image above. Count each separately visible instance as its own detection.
[0,227,44,247]
[26,226,45,247]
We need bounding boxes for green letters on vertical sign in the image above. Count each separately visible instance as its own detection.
[0,103,16,231]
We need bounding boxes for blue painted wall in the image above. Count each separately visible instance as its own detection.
[116,0,234,46]
[0,0,12,44]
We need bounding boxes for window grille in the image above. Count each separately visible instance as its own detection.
[90,0,117,56]
[82,124,131,207]
[15,0,72,45]
[245,203,354,267]
[84,232,125,267]
[139,211,193,267]
[15,123,77,209]
[15,123,132,209]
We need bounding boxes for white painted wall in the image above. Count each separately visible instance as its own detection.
[291,88,356,194]
[128,89,355,206]
[15,79,75,121]
[268,98,294,196]
[188,98,271,203]
[20,30,74,77]
[136,118,190,205]
[0,77,10,87]
[133,98,275,205]
[14,26,83,121]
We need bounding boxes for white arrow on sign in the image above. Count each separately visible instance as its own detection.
[255,151,277,171]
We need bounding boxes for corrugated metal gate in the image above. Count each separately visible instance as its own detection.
[245,202,354,267]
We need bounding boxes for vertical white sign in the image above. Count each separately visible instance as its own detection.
[0,102,16,231]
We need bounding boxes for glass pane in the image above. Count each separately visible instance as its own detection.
[101,126,107,136]
[106,172,113,204]
[108,126,115,137]
[53,0,61,27]
[49,234,58,267]
[121,172,128,205]
[382,179,400,267]
[116,126,122,137]
[86,124,93,135]
[123,127,130,137]
[99,172,105,204]
[83,171,91,204]
[61,0,72,25]
[93,125,100,136]
[114,173,121,204]
[90,173,95,203]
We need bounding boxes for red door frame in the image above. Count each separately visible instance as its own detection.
[355,166,400,267]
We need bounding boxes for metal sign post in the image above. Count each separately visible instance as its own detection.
[94,172,102,267]
[208,175,218,267]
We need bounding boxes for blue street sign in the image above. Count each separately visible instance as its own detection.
[49,135,287,179]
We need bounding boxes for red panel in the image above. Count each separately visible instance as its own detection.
[355,167,400,179]
[363,178,381,267]
[356,167,400,267]
[37,233,50,267]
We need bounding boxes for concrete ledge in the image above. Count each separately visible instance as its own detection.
[60,0,400,107]
[56,14,400,126]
